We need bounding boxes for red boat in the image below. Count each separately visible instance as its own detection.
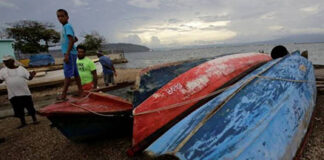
[39,92,133,141]
[128,53,272,155]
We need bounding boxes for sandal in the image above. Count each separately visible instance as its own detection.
[56,95,68,103]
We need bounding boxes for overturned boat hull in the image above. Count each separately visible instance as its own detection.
[146,51,317,160]
[39,92,133,141]
[130,53,272,155]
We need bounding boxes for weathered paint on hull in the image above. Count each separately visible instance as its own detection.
[39,92,132,115]
[145,51,317,160]
[131,53,272,154]
[133,58,215,107]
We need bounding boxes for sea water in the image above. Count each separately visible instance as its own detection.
[117,43,324,69]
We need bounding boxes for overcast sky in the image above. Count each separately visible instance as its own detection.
[0,0,323,48]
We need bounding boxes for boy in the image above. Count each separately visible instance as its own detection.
[76,45,98,91]
[56,9,83,100]
[0,55,38,129]
[97,51,117,86]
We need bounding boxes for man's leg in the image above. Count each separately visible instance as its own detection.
[74,76,84,95]
[61,56,73,100]
[61,78,71,99]
[24,96,38,123]
[10,97,27,128]
[103,74,109,86]
[71,54,83,95]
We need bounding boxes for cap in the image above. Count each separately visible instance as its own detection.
[2,55,15,61]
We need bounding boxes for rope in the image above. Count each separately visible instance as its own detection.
[133,87,230,116]
[68,92,129,117]
[256,75,314,83]
[68,102,124,117]
[172,58,283,153]
[133,68,314,117]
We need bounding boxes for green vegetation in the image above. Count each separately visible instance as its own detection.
[5,20,60,53]
[81,31,105,51]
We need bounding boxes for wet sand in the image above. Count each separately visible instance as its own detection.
[0,68,323,160]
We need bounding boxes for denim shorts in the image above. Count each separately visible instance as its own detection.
[63,54,79,78]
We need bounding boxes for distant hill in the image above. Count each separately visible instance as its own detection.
[250,34,324,45]
[102,43,150,53]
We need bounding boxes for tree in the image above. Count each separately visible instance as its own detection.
[6,20,60,53]
[82,31,105,50]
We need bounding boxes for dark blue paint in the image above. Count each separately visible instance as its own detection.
[48,114,132,141]
[28,54,55,67]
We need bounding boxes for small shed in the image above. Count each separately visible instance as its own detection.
[0,39,15,61]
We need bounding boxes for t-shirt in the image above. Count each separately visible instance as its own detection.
[0,66,31,99]
[77,57,96,85]
[60,23,77,55]
[99,56,113,75]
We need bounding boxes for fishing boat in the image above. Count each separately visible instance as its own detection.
[133,58,213,107]
[129,53,272,155]
[39,58,212,141]
[39,92,133,141]
[145,51,316,160]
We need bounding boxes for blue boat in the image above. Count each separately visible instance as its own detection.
[145,51,317,160]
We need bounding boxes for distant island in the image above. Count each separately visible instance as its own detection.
[102,43,150,53]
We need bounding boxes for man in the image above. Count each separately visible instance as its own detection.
[76,45,98,91]
[56,9,83,101]
[0,55,38,129]
[97,51,117,86]
[271,45,289,59]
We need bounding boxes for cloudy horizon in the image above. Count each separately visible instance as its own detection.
[0,0,323,48]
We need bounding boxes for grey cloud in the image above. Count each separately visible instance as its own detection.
[1,0,324,47]
[168,18,182,24]
[198,14,229,22]
[150,36,161,46]
[200,25,225,31]
[124,34,142,44]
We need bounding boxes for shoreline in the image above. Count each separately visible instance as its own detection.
[0,67,322,160]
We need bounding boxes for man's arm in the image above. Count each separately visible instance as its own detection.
[91,70,98,89]
[64,35,75,63]
[111,65,117,76]
[28,71,36,80]
[0,79,3,84]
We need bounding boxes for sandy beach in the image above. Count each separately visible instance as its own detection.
[0,68,323,160]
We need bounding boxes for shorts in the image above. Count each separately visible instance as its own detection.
[103,73,114,85]
[9,96,36,118]
[63,54,79,78]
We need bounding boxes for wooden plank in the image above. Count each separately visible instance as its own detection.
[93,82,135,93]
[314,64,324,69]
[317,84,324,88]
[316,77,324,81]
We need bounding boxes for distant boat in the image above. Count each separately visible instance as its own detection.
[128,53,272,155]
[145,51,316,160]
